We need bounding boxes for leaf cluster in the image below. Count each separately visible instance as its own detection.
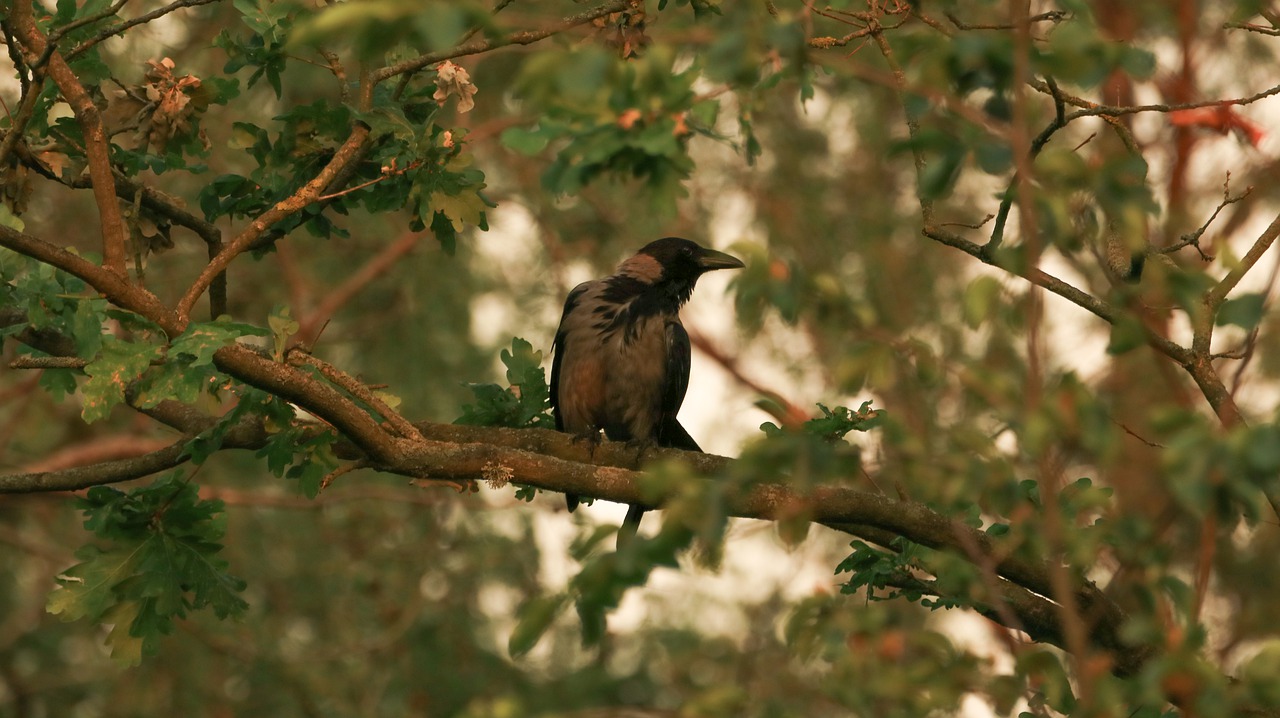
[46,474,248,665]
[455,337,553,429]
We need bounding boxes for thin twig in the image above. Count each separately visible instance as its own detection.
[8,0,129,277]
[175,125,372,322]
[945,9,1069,31]
[370,0,631,85]
[1161,174,1251,260]
[66,0,226,59]
[1224,21,1280,36]
[320,461,365,491]
[987,76,1066,253]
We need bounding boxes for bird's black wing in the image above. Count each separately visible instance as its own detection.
[549,283,589,431]
[657,320,701,452]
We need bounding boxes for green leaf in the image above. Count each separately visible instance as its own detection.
[500,126,552,155]
[962,276,1003,328]
[40,368,78,402]
[171,316,269,366]
[82,339,162,422]
[1106,314,1146,355]
[47,545,144,623]
[508,593,568,657]
[1217,293,1267,330]
[48,474,248,665]
[456,337,553,429]
[0,203,25,231]
[102,600,147,665]
[268,305,299,360]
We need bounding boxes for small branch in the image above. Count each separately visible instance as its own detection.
[1065,84,1280,121]
[9,356,89,369]
[319,461,364,491]
[45,0,129,44]
[65,0,226,59]
[1224,20,1280,36]
[942,214,994,229]
[0,58,46,169]
[1162,175,1251,260]
[210,342,401,463]
[295,231,424,347]
[988,77,1067,253]
[285,348,423,441]
[869,17,931,224]
[370,0,631,85]
[318,49,349,104]
[175,125,372,322]
[8,0,129,277]
[0,223,178,333]
[0,440,190,493]
[314,160,420,202]
[924,224,1191,365]
[945,9,1069,31]
[1205,211,1280,314]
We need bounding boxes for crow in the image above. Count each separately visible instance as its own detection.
[550,237,745,544]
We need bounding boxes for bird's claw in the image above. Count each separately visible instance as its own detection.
[571,429,603,457]
[624,438,656,464]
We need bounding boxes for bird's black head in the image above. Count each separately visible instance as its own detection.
[636,236,745,280]
[617,236,745,307]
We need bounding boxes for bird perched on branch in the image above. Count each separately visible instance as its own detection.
[550,237,745,544]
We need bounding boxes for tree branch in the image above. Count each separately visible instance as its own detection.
[0,440,190,493]
[65,0,226,60]
[0,223,176,330]
[294,231,424,347]
[175,125,372,321]
[8,0,129,277]
[369,0,632,85]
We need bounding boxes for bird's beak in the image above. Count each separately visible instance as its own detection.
[696,248,746,271]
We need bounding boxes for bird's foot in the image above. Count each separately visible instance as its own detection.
[570,429,604,457]
[623,438,657,465]
[566,430,602,514]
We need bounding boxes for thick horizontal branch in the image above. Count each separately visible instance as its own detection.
[0,440,190,493]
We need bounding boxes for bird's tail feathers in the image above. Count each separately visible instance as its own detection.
[658,416,702,452]
[618,504,645,548]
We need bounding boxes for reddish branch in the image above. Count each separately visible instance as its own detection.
[294,231,425,348]
[8,0,128,277]
[18,436,176,474]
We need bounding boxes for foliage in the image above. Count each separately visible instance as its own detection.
[455,337,554,429]
[6,0,1280,716]
[46,474,247,666]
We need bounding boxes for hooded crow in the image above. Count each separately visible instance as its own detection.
[550,237,745,543]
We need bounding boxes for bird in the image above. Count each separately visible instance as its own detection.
[549,237,745,545]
